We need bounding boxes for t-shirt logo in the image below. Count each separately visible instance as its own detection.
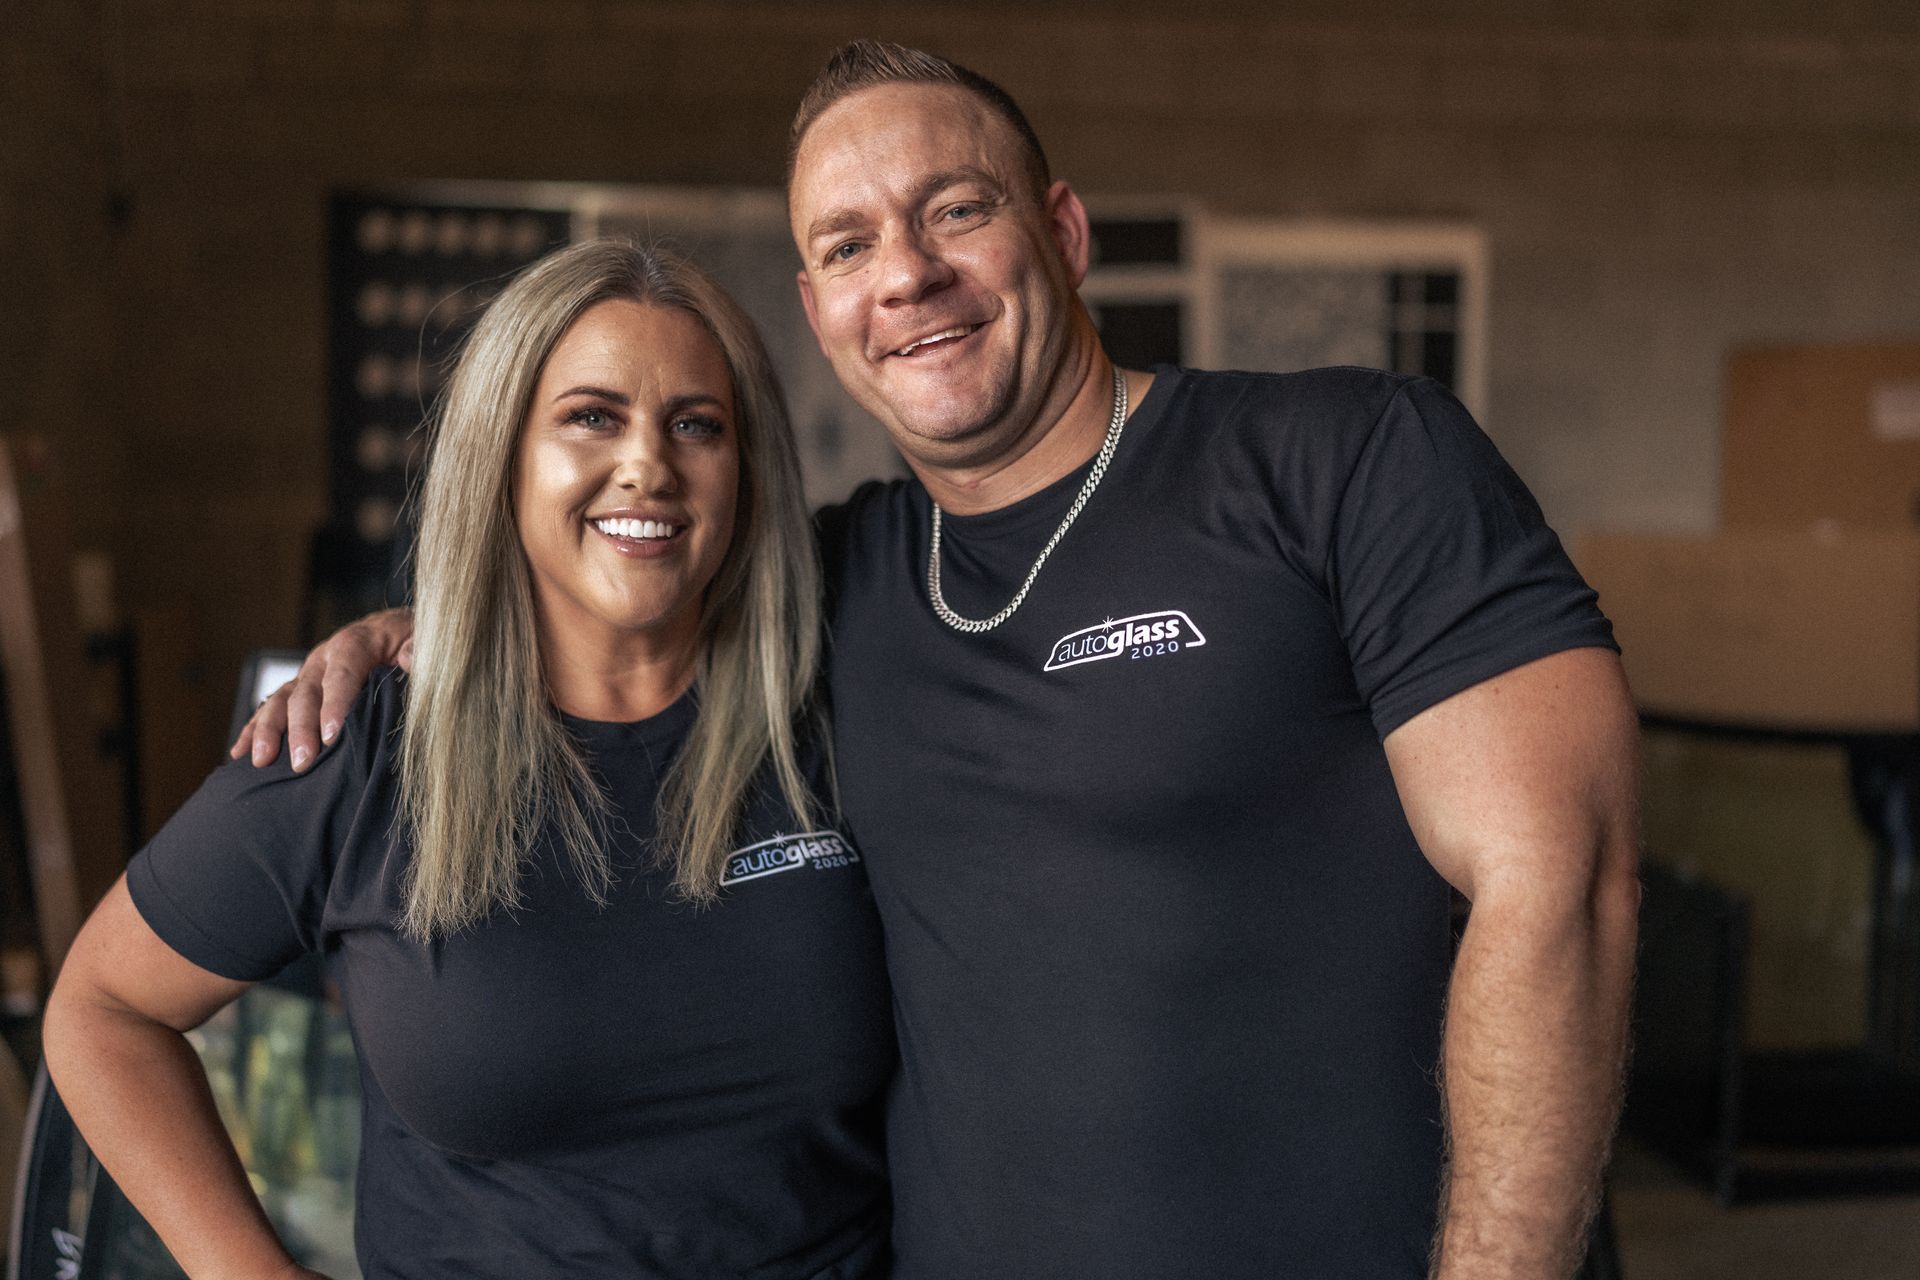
[719,831,860,886]
[1043,610,1208,672]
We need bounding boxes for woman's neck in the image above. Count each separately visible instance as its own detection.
[537,614,702,723]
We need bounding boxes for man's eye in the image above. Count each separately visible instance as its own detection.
[828,241,864,264]
[943,203,979,221]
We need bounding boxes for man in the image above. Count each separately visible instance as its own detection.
[245,40,1638,1280]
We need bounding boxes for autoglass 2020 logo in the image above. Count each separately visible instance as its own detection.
[719,831,859,886]
[1043,610,1207,672]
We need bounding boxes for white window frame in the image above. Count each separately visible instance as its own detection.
[1082,203,1490,420]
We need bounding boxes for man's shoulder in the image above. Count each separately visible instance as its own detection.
[815,476,915,525]
[1153,365,1440,477]
[813,477,919,581]
[1170,363,1420,421]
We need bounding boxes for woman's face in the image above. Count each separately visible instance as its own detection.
[513,299,740,658]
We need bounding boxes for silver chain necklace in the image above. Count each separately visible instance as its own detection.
[927,369,1129,634]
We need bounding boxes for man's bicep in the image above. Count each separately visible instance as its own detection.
[1381,647,1640,902]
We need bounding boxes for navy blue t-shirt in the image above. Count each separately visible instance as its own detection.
[129,670,894,1279]
[817,367,1616,1279]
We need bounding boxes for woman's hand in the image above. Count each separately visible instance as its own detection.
[230,607,416,771]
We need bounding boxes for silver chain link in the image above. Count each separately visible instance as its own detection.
[927,369,1129,634]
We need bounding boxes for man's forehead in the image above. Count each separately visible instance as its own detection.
[788,82,1025,212]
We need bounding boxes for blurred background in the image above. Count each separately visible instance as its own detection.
[3,1,1919,1276]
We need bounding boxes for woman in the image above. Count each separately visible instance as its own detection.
[44,242,894,1279]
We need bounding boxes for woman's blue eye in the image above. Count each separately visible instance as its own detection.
[565,407,612,428]
[674,415,726,438]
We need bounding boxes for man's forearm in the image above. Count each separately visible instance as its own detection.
[1430,862,1639,1280]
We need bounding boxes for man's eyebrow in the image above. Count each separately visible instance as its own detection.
[552,385,630,404]
[806,207,869,245]
[914,167,1004,203]
[804,167,1007,245]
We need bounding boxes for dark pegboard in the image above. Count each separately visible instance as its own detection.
[320,195,572,613]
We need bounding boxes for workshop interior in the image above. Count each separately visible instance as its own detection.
[4,2,1919,1277]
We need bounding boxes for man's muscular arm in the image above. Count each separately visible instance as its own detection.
[231,608,415,770]
[1382,647,1640,1280]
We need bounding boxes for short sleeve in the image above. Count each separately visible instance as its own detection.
[126,676,390,981]
[1327,379,1617,738]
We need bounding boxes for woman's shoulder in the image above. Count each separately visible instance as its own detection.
[338,663,409,745]
[363,664,409,719]
[271,664,409,785]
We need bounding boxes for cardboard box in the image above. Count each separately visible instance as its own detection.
[1724,342,1920,530]
[1572,529,1920,731]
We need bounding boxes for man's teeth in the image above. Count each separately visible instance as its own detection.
[895,325,976,356]
[593,518,678,539]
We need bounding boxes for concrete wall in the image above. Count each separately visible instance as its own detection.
[4,0,1919,808]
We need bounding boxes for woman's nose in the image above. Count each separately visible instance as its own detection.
[610,427,678,494]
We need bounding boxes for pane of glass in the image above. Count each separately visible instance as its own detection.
[1394,329,1425,377]
[190,984,363,1276]
[1088,218,1183,266]
[80,1184,188,1280]
[1093,302,1184,369]
[1216,267,1388,373]
[1422,273,1460,306]
[69,981,362,1280]
[1420,331,1459,388]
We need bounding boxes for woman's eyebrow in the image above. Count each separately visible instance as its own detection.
[662,393,729,416]
[553,385,631,404]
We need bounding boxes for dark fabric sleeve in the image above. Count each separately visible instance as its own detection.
[814,483,887,609]
[125,679,386,981]
[1326,378,1617,739]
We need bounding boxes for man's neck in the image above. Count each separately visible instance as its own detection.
[915,355,1148,517]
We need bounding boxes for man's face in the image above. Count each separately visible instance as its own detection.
[789,82,1090,474]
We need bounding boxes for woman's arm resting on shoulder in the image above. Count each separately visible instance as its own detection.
[43,877,330,1280]
[1383,647,1641,1280]
[230,607,416,771]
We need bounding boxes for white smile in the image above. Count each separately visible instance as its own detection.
[893,325,978,357]
[592,517,679,540]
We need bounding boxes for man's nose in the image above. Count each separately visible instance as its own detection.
[876,230,955,307]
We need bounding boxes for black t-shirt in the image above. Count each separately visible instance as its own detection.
[129,671,895,1280]
[818,367,1616,1279]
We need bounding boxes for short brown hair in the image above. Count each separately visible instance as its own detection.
[787,39,1051,201]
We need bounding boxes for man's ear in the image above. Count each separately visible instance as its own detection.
[1044,180,1093,289]
[796,271,828,359]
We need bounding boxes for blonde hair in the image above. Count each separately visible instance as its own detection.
[399,240,823,939]
[788,39,1050,200]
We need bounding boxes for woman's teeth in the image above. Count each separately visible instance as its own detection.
[593,518,677,540]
